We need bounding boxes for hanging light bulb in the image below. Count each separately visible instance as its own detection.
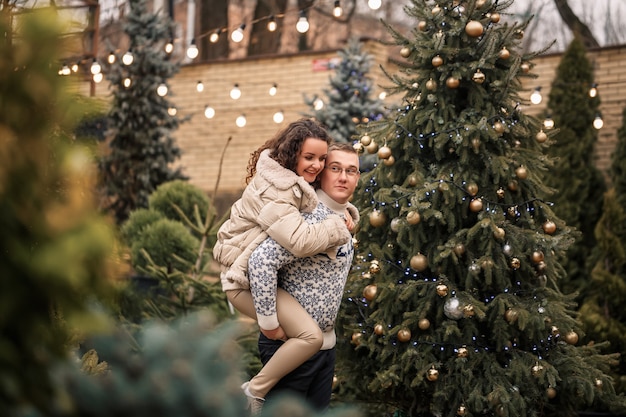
[589,83,598,98]
[93,72,104,83]
[58,64,70,76]
[107,51,116,64]
[314,98,324,110]
[230,84,242,100]
[123,77,132,88]
[196,81,204,92]
[71,62,79,73]
[90,59,101,75]
[122,50,134,65]
[231,24,245,43]
[157,83,168,97]
[368,0,382,10]
[378,91,387,100]
[167,107,177,116]
[543,114,554,130]
[530,87,542,105]
[273,110,284,124]
[204,105,216,119]
[269,83,278,96]
[593,113,604,130]
[164,39,174,54]
[209,30,220,43]
[296,11,309,33]
[186,39,199,59]
[267,15,277,32]
[236,114,247,128]
[333,1,343,17]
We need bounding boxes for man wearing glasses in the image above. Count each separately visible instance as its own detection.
[247,142,361,412]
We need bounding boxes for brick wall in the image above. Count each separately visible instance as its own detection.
[89,41,626,212]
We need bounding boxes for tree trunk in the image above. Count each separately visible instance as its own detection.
[553,0,599,48]
[199,0,228,60]
[247,0,287,56]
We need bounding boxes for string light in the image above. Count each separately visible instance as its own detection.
[90,59,101,75]
[123,77,132,88]
[164,39,174,54]
[296,11,309,33]
[313,97,324,110]
[269,83,278,96]
[236,114,247,127]
[157,83,168,96]
[167,107,177,116]
[204,105,216,119]
[186,39,199,59]
[209,30,221,43]
[230,83,241,100]
[231,24,245,43]
[543,114,554,130]
[589,83,598,98]
[368,0,382,10]
[196,80,204,92]
[273,110,285,123]
[58,64,71,76]
[333,1,343,17]
[93,72,104,83]
[122,50,134,65]
[530,87,542,104]
[593,113,604,129]
[267,15,277,32]
[107,51,116,64]
[71,62,79,72]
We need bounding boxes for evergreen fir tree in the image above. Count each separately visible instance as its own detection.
[99,0,187,224]
[335,1,625,416]
[304,38,387,171]
[544,37,606,295]
[578,107,626,394]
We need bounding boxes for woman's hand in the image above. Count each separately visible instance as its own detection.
[261,325,287,341]
[344,209,355,232]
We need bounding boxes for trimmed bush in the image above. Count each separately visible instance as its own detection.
[149,179,210,228]
[120,208,164,244]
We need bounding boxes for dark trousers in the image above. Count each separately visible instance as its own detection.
[258,333,336,411]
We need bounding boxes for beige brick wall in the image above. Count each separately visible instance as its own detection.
[88,42,626,211]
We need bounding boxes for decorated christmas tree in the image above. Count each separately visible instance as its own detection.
[544,37,605,295]
[335,0,626,416]
[304,38,387,171]
[99,0,186,224]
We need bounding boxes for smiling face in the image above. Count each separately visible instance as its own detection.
[295,138,328,183]
[319,148,360,204]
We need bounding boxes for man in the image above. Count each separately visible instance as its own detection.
[246,142,361,413]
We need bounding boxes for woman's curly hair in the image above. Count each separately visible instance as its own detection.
[245,118,333,184]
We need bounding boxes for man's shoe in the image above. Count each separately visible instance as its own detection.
[241,381,264,416]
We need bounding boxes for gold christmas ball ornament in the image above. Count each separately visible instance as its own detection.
[543,220,557,235]
[457,404,467,416]
[360,134,372,146]
[547,387,557,399]
[369,260,381,274]
[564,331,579,345]
[465,20,484,37]
[406,210,421,225]
[536,261,547,271]
[498,47,510,60]
[510,257,521,269]
[369,209,387,227]
[493,121,505,133]
[453,243,466,256]
[383,155,395,166]
[491,12,501,23]
[436,284,449,297]
[410,253,429,271]
[469,198,483,212]
[551,326,560,336]
[418,318,431,330]
[432,5,442,15]
[497,187,505,199]
[408,175,418,186]
[515,165,528,179]
[476,0,486,7]
[351,332,363,346]
[521,62,531,73]
[515,30,525,39]
[471,137,481,150]
[531,363,544,376]
[432,55,444,67]
[365,140,379,154]
[504,308,519,323]
[466,182,479,196]
[463,304,475,317]
[400,46,411,58]
[332,375,339,389]
[493,227,506,240]
[536,130,548,143]
[374,323,385,335]
[418,21,427,31]
[363,284,378,301]
[508,180,518,192]
[353,142,364,154]
[397,328,411,342]
[472,69,486,84]
[457,347,469,358]
[426,367,439,381]
[426,78,438,91]
[377,145,392,159]
[595,379,604,389]
[531,251,545,263]
[446,76,460,89]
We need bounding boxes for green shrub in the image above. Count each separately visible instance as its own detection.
[149,179,210,229]
[130,218,199,274]
[120,208,164,244]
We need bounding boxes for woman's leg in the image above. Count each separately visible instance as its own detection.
[227,288,323,398]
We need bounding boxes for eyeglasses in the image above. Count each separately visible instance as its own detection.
[325,165,359,177]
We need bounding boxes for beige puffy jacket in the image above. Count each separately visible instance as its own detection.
[213,149,351,291]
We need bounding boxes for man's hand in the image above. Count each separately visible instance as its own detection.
[261,325,287,341]
[344,209,355,232]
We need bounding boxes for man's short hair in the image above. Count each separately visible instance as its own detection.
[328,142,357,154]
